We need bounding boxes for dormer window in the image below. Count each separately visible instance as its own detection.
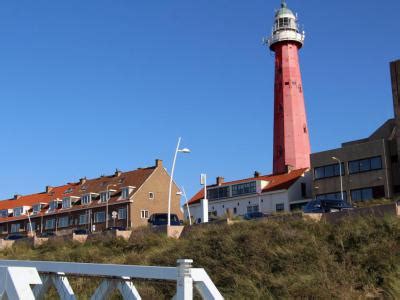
[32,204,44,215]
[0,210,9,218]
[100,190,116,203]
[121,186,135,200]
[82,194,92,205]
[49,200,61,212]
[64,188,73,194]
[13,207,23,217]
[62,197,72,209]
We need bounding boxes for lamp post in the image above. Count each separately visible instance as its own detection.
[27,210,33,236]
[168,137,190,227]
[178,187,192,226]
[106,183,119,229]
[332,156,344,201]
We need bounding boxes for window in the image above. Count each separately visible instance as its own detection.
[247,205,259,213]
[348,156,382,174]
[13,207,23,217]
[316,192,347,201]
[82,194,92,205]
[232,181,257,197]
[149,192,154,200]
[26,222,36,232]
[118,208,127,220]
[49,200,59,211]
[58,216,69,228]
[276,203,285,212]
[0,210,8,218]
[64,188,73,194]
[207,187,229,200]
[140,210,149,219]
[301,183,307,198]
[94,211,106,223]
[314,163,345,179]
[32,204,42,215]
[233,207,237,214]
[351,186,385,202]
[45,219,55,230]
[10,223,20,233]
[100,192,110,203]
[79,214,88,225]
[62,197,71,209]
[122,188,130,199]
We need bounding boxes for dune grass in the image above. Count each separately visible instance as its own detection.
[1,215,400,299]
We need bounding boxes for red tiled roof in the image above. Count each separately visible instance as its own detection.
[0,166,157,223]
[188,168,308,205]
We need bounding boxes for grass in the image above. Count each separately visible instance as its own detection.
[1,215,400,299]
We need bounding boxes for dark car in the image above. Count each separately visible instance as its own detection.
[39,231,56,238]
[303,199,353,213]
[243,212,267,220]
[148,213,182,226]
[106,226,126,231]
[73,229,89,235]
[4,233,27,240]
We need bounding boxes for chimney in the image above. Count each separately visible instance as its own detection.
[254,171,261,178]
[155,159,163,168]
[46,186,53,193]
[13,194,22,200]
[216,177,224,186]
[114,169,122,177]
[79,177,87,185]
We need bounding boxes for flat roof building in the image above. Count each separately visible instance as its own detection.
[310,60,400,203]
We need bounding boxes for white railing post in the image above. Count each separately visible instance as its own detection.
[0,267,42,300]
[176,259,193,300]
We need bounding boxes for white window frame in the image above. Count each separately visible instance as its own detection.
[62,197,71,209]
[118,208,127,220]
[13,207,23,217]
[0,210,8,218]
[82,194,92,205]
[140,210,149,219]
[32,204,42,215]
[45,219,55,230]
[100,192,109,203]
[94,211,106,223]
[121,188,129,200]
[49,200,60,212]
[58,216,69,228]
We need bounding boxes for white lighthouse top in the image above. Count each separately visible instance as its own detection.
[267,0,305,50]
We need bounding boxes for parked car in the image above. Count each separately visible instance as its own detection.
[38,231,56,238]
[73,229,89,235]
[303,199,353,213]
[243,212,267,220]
[148,213,182,226]
[4,233,27,240]
[105,226,126,231]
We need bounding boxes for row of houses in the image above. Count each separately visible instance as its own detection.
[0,159,181,237]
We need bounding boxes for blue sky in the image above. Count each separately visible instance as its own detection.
[0,0,398,202]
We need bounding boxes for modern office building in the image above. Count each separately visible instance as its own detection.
[185,169,312,223]
[267,0,311,174]
[310,60,400,202]
[0,159,182,236]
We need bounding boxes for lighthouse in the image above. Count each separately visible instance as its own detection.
[267,0,311,174]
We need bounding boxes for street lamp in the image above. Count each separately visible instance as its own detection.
[168,137,190,227]
[332,156,344,201]
[106,183,120,229]
[178,187,192,226]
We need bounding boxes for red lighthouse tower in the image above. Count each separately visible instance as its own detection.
[268,0,311,174]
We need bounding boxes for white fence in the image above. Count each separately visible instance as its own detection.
[0,259,223,300]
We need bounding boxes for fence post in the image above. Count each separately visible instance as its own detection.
[176,259,193,300]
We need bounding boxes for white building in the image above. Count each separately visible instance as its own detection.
[185,169,312,223]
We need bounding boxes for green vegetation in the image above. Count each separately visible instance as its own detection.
[1,216,400,299]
